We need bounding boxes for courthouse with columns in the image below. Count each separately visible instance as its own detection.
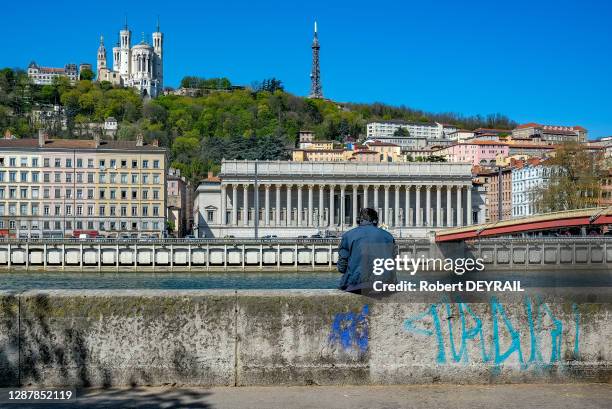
[193,160,484,238]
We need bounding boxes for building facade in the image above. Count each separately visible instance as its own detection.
[511,161,549,218]
[167,168,193,237]
[512,123,587,143]
[27,62,79,85]
[366,121,447,139]
[97,21,163,98]
[433,141,509,166]
[193,160,483,238]
[0,132,167,238]
[486,167,512,222]
[364,135,427,151]
[447,130,475,142]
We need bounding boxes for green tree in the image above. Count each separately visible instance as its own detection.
[393,127,409,136]
[80,68,95,81]
[535,142,604,212]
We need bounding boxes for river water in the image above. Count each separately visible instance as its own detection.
[0,271,342,291]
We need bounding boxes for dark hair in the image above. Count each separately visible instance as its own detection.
[358,208,379,225]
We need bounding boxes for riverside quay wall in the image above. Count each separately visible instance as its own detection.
[0,238,611,271]
[0,290,610,387]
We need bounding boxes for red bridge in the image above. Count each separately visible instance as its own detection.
[435,207,612,242]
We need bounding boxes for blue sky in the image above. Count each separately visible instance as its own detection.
[1,0,611,137]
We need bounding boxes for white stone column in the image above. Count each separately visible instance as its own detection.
[384,185,390,225]
[352,185,358,227]
[242,184,249,226]
[363,185,369,209]
[415,186,421,227]
[232,184,238,226]
[405,186,411,227]
[340,185,346,230]
[286,185,292,226]
[425,185,432,227]
[275,185,281,226]
[308,184,314,227]
[329,185,335,227]
[446,186,452,227]
[264,184,271,226]
[436,185,442,227]
[319,185,325,227]
[297,184,303,227]
[373,186,379,215]
[466,184,472,226]
[220,184,226,225]
[394,185,400,227]
[457,185,463,226]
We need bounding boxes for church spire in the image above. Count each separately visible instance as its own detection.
[97,35,107,75]
[156,16,160,33]
[309,21,323,99]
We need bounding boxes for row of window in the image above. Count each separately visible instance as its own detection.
[0,171,162,184]
[0,157,161,169]
[0,187,161,200]
[0,203,161,217]
[513,180,544,192]
[1,220,161,232]
[512,205,535,217]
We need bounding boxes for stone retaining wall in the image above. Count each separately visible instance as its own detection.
[0,290,610,387]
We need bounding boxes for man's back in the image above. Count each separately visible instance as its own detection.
[337,221,396,292]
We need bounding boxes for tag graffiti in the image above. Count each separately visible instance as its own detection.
[328,304,369,353]
[403,297,580,369]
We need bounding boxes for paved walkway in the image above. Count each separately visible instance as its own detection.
[10,383,612,409]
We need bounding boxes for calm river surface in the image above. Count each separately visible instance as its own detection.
[0,271,341,291]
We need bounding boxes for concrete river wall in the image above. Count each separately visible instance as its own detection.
[0,238,610,271]
[0,290,610,387]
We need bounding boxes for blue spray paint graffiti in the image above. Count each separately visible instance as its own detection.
[328,304,369,353]
[403,297,580,369]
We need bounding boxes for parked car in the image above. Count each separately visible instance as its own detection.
[310,233,322,239]
[184,234,196,239]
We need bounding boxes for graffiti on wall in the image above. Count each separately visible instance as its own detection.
[328,304,369,353]
[403,297,580,369]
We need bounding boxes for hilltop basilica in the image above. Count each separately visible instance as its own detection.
[97,21,163,98]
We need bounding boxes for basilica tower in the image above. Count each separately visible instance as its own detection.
[96,36,107,79]
[309,21,323,99]
[119,19,131,81]
[152,18,163,92]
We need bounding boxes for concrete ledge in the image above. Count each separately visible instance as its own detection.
[19,290,236,387]
[0,291,19,386]
[0,290,610,387]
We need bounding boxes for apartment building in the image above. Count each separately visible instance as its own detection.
[511,159,549,218]
[0,132,167,238]
[366,120,447,139]
[27,61,79,85]
[512,123,587,143]
[167,168,193,237]
[433,141,509,166]
[487,167,512,222]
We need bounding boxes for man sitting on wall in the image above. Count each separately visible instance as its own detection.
[337,208,397,294]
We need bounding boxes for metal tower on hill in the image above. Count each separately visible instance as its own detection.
[309,21,323,99]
